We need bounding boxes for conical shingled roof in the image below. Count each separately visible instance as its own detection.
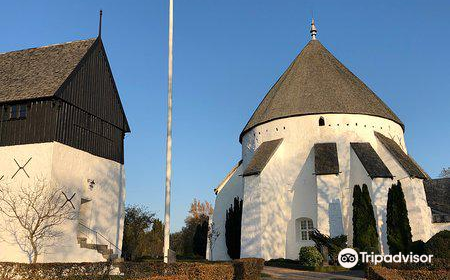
[240,40,403,142]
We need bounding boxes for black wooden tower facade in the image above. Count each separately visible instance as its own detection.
[0,37,130,163]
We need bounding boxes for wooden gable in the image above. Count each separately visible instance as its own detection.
[56,38,130,133]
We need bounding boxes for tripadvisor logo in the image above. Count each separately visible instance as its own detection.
[338,248,359,268]
[338,248,433,268]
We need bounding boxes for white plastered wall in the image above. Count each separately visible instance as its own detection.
[431,223,450,235]
[238,113,431,260]
[374,140,434,243]
[370,177,393,254]
[0,142,125,263]
[210,164,244,261]
[316,174,344,238]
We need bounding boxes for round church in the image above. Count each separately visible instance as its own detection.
[209,21,448,261]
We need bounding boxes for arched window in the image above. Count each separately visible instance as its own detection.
[319,117,325,126]
[296,218,314,241]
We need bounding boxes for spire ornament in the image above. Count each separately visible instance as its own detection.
[310,18,317,40]
[98,10,103,38]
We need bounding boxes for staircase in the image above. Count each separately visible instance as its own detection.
[77,223,121,261]
[77,236,119,261]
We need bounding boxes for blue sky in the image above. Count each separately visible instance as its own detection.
[1,1,449,231]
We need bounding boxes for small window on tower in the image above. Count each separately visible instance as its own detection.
[19,105,27,119]
[2,106,9,121]
[319,117,325,126]
[10,105,19,119]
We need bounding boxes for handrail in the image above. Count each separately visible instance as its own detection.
[78,222,121,253]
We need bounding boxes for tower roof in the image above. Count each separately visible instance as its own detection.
[240,39,404,142]
[0,38,96,103]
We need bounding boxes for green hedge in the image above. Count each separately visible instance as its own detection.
[118,262,233,280]
[0,259,264,280]
[0,262,111,279]
[425,230,450,259]
[367,266,449,280]
[264,259,347,272]
[232,258,264,280]
[382,258,449,271]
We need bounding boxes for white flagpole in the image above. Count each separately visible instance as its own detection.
[163,0,174,264]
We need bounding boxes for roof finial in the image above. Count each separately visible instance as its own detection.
[310,17,317,40]
[98,10,103,38]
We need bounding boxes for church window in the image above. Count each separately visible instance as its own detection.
[319,117,325,126]
[296,218,314,241]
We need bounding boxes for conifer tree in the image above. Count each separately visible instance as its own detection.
[361,184,380,253]
[352,185,364,250]
[193,220,208,258]
[352,184,380,253]
[225,197,243,259]
[387,181,412,254]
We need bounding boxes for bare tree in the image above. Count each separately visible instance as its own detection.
[208,222,220,261]
[0,178,76,263]
[439,167,450,178]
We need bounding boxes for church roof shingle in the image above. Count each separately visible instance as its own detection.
[0,38,96,103]
[240,40,403,142]
[351,142,393,179]
[375,132,429,179]
[243,138,283,177]
[314,143,339,175]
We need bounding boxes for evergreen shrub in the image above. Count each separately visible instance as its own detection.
[352,184,380,253]
[298,246,323,267]
[386,181,412,254]
[425,230,450,259]
[225,197,243,259]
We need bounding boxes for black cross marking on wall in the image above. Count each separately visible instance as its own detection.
[0,175,4,181]
[61,192,76,209]
[11,157,32,179]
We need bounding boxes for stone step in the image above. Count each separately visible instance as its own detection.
[77,237,87,243]
[76,234,119,261]
[95,244,108,251]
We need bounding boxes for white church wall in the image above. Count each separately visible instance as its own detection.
[0,142,125,263]
[241,175,263,258]
[285,149,317,259]
[399,178,433,242]
[431,223,450,235]
[348,147,373,247]
[237,113,406,260]
[210,164,244,261]
[316,174,344,238]
[46,142,126,262]
[371,178,393,254]
[0,143,54,263]
[375,141,434,243]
